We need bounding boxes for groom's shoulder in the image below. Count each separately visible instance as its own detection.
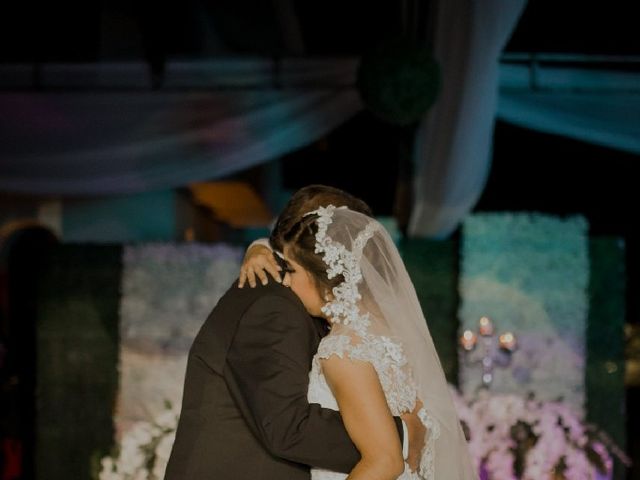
[198,280,308,343]
[215,280,312,336]
[221,278,306,314]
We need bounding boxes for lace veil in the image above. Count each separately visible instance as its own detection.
[305,205,477,480]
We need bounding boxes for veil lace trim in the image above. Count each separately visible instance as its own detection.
[305,205,379,336]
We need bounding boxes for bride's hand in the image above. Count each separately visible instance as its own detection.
[401,400,427,472]
[238,244,282,288]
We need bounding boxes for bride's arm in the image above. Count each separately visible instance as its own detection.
[322,356,405,480]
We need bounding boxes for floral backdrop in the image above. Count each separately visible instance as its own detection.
[97,222,627,480]
[459,213,589,412]
[116,243,242,435]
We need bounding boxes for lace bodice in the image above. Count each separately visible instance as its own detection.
[313,334,418,415]
[307,332,440,480]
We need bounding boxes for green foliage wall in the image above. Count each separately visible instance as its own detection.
[586,238,627,479]
[36,245,121,480]
[400,238,460,384]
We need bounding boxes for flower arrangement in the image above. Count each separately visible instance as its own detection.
[97,401,179,480]
[459,213,590,411]
[98,390,628,480]
[450,388,628,480]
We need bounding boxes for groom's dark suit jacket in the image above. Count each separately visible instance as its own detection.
[164,280,403,479]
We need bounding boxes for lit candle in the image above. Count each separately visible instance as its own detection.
[478,316,494,336]
[499,332,517,352]
[460,330,477,351]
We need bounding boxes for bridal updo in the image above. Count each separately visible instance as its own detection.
[269,184,372,252]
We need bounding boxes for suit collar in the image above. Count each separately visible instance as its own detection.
[311,316,330,338]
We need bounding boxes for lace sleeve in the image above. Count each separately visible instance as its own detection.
[316,333,378,365]
[317,331,421,420]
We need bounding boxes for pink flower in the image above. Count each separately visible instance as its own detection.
[447,387,615,480]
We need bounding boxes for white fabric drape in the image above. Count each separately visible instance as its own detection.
[499,91,640,154]
[408,0,527,239]
[2,50,638,234]
[0,60,361,195]
[497,63,640,155]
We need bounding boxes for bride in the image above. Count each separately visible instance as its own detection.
[276,206,476,480]
[244,204,476,480]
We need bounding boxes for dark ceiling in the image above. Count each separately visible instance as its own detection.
[1,1,638,63]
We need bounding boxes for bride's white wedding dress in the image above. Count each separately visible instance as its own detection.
[300,205,477,480]
[307,332,439,480]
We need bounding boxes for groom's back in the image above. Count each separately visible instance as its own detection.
[164,280,313,480]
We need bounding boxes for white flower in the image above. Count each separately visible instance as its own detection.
[99,402,179,480]
[152,432,176,478]
[155,410,178,430]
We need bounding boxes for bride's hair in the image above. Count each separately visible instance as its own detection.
[281,213,343,297]
[269,185,372,252]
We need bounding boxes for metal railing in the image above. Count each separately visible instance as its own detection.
[1,54,638,91]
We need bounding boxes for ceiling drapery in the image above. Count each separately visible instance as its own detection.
[1,16,638,237]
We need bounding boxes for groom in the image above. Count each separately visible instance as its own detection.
[164,185,424,479]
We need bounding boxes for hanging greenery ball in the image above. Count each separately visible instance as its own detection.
[356,38,441,126]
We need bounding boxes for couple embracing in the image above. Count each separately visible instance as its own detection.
[164,185,476,480]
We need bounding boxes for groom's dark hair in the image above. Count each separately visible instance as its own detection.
[269,185,373,252]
